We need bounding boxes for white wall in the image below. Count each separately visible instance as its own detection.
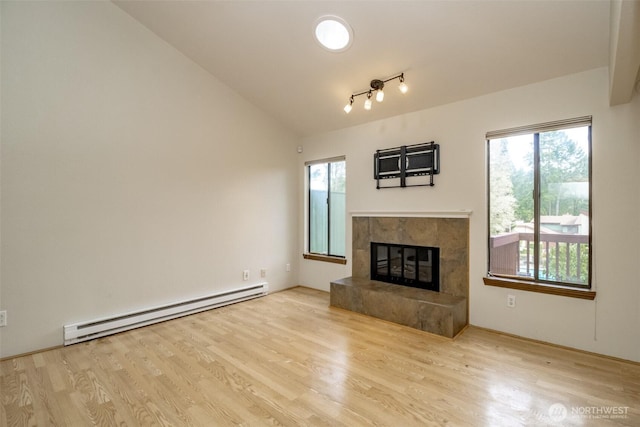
[2,2,638,364]
[299,68,640,362]
[0,1,299,358]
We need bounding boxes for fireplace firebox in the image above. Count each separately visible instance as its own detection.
[371,242,440,292]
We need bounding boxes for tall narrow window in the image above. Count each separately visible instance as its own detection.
[487,117,591,289]
[307,157,346,258]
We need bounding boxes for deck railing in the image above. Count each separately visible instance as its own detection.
[490,232,589,284]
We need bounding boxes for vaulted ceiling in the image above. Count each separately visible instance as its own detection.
[114,1,638,137]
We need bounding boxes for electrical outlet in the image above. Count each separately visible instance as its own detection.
[0,311,7,327]
[507,294,516,308]
[260,269,267,278]
[243,270,250,281]
[286,263,291,272]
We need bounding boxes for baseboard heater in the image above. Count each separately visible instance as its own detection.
[63,282,268,346]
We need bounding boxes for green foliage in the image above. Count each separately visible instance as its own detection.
[539,242,589,285]
[539,131,588,216]
[512,167,534,222]
[489,140,517,234]
[330,161,346,193]
[507,130,589,222]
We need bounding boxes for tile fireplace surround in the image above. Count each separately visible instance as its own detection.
[330,214,469,338]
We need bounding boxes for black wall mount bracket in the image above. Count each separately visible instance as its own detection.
[374,141,439,189]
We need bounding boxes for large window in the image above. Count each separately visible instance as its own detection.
[487,117,591,289]
[306,157,346,259]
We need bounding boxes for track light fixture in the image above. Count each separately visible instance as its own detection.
[344,73,408,113]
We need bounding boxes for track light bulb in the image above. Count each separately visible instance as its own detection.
[376,89,384,102]
[344,96,354,113]
[398,75,408,94]
[364,92,373,110]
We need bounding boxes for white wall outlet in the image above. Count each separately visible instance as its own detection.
[243,270,250,281]
[507,294,516,308]
[0,310,7,327]
[260,269,267,278]
[286,263,291,272]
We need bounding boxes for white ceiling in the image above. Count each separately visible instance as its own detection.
[114,0,612,137]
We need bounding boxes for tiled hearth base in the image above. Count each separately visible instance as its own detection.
[330,276,467,338]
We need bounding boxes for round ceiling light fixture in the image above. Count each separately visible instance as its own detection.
[314,15,353,52]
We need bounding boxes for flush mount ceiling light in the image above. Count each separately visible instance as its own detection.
[344,73,408,113]
[314,15,353,52]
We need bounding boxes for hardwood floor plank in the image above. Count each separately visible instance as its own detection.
[2,287,639,426]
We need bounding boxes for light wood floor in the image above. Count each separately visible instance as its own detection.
[1,287,638,426]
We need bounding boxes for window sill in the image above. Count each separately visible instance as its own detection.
[303,253,347,265]
[483,276,596,300]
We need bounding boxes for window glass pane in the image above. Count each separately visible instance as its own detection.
[309,163,328,254]
[390,246,402,277]
[418,248,432,283]
[489,135,534,278]
[538,127,589,285]
[376,245,388,275]
[404,248,416,280]
[328,160,346,256]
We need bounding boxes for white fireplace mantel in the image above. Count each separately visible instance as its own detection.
[350,210,473,218]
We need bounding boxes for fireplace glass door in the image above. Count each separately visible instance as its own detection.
[371,242,439,291]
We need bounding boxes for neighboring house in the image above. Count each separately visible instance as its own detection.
[512,213,590,235]
[540,214,589,235]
